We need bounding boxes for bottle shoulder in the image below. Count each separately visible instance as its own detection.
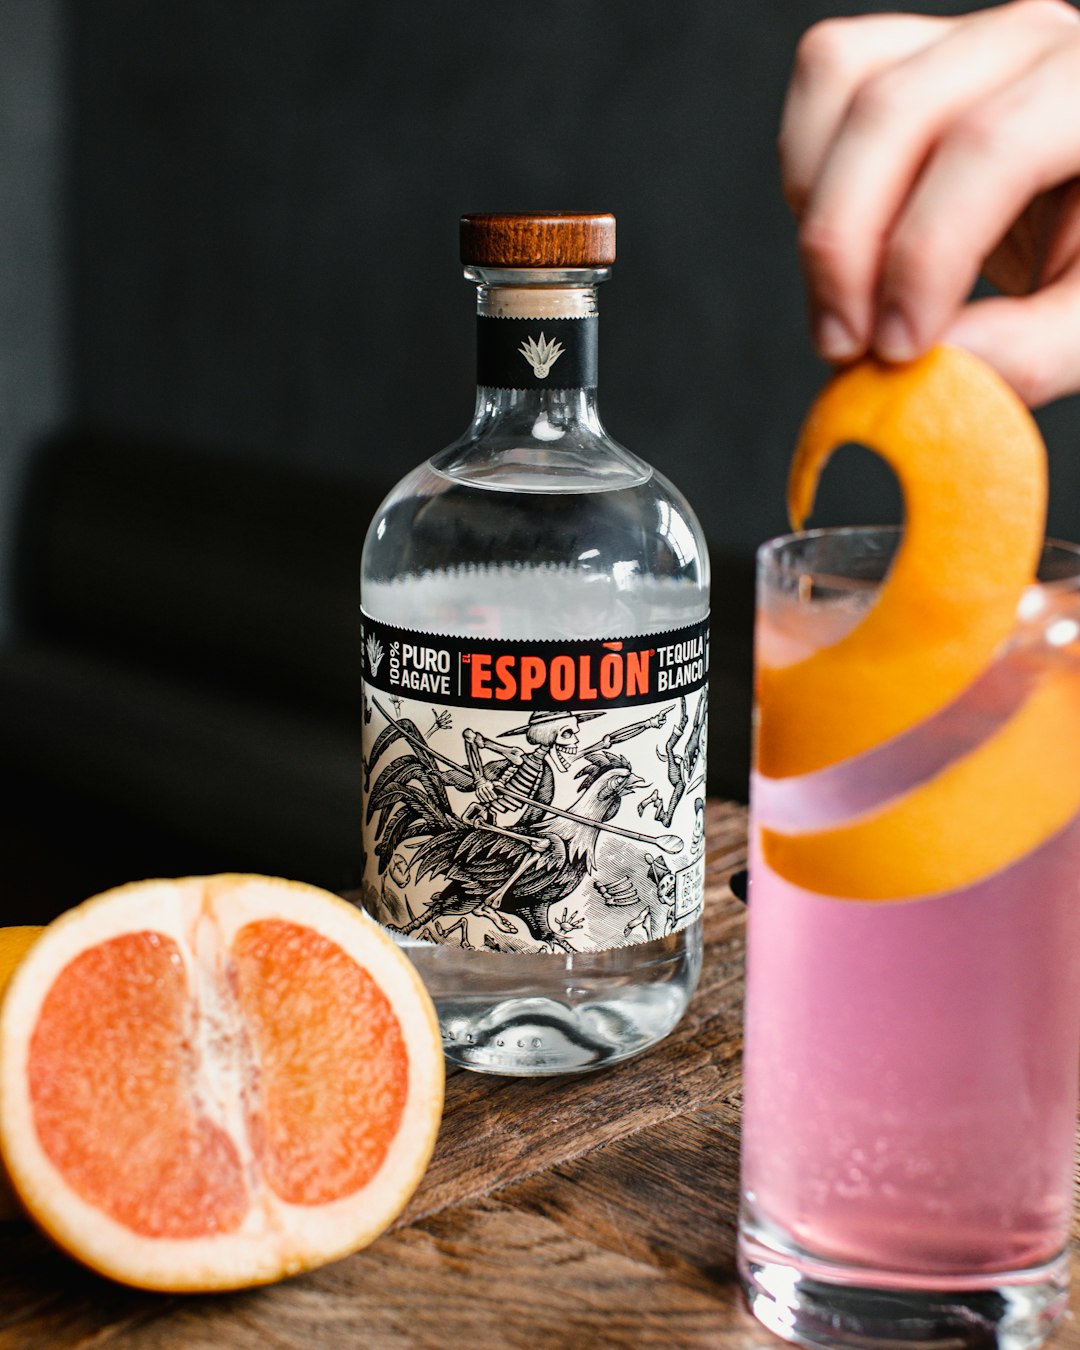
[428,419,652,495]
[363,444,709,640]
[368,420,704,532]
[366,448,706,562]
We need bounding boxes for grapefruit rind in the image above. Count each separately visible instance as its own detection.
[0,875,444,1292]
[762,658,1080,901]
[757,347,1047,780]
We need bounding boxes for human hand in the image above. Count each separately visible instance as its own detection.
[781,0,1080,405]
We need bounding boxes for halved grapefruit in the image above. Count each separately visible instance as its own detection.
[0,875,443,1290]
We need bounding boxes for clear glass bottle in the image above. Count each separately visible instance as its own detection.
[360,213,709,1074]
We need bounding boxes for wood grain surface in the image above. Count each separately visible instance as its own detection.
[1,800,1079,1349]
[459,213,617,268]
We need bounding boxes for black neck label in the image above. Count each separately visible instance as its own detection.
[476,314,598,390]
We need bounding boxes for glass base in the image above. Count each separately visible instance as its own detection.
[384,921,702,1076]
[738,1221,1069,1350]
[437,990,690,1075]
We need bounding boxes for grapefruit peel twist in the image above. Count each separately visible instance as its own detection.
[757,347,1080,901]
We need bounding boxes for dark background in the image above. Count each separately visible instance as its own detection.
[3,0,1079,920]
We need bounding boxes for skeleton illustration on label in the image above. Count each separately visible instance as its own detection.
[360,617,709,955]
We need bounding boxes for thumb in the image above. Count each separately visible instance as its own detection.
[943,267,1080,408]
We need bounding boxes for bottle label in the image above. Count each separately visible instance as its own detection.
[360,614,709,956]
[476,314,598,389]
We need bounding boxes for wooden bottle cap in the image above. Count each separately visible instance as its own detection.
[460,213,616,268]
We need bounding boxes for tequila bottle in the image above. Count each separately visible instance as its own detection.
[361,213,710,1074]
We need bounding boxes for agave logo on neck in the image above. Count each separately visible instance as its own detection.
[518,332,565,379]
[365,633,385,677]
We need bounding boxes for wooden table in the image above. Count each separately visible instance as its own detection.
[2,800,1079,1349]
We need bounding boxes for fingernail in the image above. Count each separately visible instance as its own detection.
[875,306,918,362]
[815,311,861,362]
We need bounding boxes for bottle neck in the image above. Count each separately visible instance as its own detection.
[469,384,605,439]
[466,266,608,438]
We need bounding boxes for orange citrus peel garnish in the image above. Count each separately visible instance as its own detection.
[762,664,1080,900]
[757,347,1047,781]
[756,346,1072,901]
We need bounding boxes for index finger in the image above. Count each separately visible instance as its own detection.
[877,33,1080,363]
[780,12,950,217]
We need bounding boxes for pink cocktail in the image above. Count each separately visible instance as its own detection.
[739,526,1080,1350]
